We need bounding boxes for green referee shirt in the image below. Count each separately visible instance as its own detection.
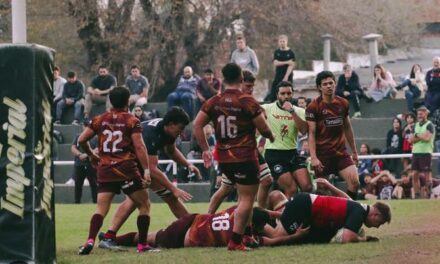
[262,102,305,150]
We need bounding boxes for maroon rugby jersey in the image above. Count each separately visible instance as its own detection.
[305,95,349,157]
[89,109,142,182]
[201,89,263,163]
[187,206,237,247]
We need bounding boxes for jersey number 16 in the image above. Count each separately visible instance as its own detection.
[217,115,237,139]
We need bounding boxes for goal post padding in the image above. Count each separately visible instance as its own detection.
[0,44,56,263]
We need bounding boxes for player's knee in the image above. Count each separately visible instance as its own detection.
[268,190,285,204]
[300,182,313,193]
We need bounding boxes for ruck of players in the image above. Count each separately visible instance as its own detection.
[75,62,396,255]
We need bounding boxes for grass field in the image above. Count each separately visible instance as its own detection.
[56,200,440,264]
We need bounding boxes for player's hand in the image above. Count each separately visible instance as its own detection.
[295,225,310,237]
[89,152,100,166]
[172,188,193,202]
[142,169,152,188]
[282,101,293,112]
[188,164,202,180]
[202,150,213,168]
[268,132,276,143]
[351,152,359,166]
[315,178,331,190]
[311,157,324,172]
[365,235,379,242]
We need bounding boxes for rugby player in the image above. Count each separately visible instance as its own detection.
[77,86,156,254]
[99,107,199,248]
[306,71,360,200]
[193,63,275,251]
[262,81,312,197]
[208,70,273,213]
[262,191,391,245]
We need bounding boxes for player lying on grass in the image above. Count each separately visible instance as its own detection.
[101,205,306,249]
[99,107,200,249]
[262,190,391,245]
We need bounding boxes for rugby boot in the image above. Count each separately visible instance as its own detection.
[137,243,161,253]
[78,239,94,255]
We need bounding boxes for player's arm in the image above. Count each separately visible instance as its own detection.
[132,132,150,170]
[413,127,433,142]
[283,104,307,134]
[343,116,358,163]
[253,113,275,142]
[78,127,97,160]
[164,144,201,179]
[260,226,310,246]
[149,154,193,201]
[307,120,324,172]
[315,178,351,200]
[340,228,370,243]
[193,111,213,168]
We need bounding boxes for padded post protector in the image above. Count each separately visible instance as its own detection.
[0,44,56,263]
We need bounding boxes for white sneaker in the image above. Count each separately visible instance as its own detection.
[352,112,361,118]
[84,179,90,186]
[65,178,75,185]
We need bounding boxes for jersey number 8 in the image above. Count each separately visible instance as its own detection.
[217,115,237,139]
[102,129,123,153]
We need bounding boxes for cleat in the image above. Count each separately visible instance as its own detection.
[227,240,252,251]
[78,240,94,255]
[137,244,160,253]
[98,238,121,250]
[243,235,259,248]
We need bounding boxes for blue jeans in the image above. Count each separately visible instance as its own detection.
[167,90,196,119]
[401,79,421,111]
[56,99,83,121]
[425,90,440,114]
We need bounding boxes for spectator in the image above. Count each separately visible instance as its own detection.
[53,66,66,107]
[392,171,413,199]
[358,143,372,184]
[132,105,150,122]
[188,124,216,182]
[395,64,426,112]
[296,96,309,154]
[84,65,117,120]
[370,148,384,177]
[360,173,376,200]
[336,64,363,118]
[383,117,403,173]
[425,56,440,113]
[409,105,436,199]
[366,64,396,102]
[430,108,440,176]
[125,65,149,107]
[71,122,97,204]
[402,112,416,170]
[367,170,397,200]
[55,71,85,125]
[267,34,295,102]
[230,35,259,76]
[196,68,221,112]
[167,66,200,120]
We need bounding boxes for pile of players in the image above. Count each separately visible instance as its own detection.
[77,63,391,255]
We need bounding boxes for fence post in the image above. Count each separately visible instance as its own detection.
[362,33,382,77]
[321,34,333,71]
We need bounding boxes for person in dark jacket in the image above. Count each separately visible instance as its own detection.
[55,71,85,125]
[336,64,363,118]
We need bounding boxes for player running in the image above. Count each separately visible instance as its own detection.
[98,107,199,249]
[77,86,156,254]
[262,81,312,197]
[306,71,360,200]
[208,70,273,213]
[193,63,275,251]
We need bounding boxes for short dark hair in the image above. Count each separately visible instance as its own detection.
[54,66,60,72]
[163,107,190,127]
[275,81,293,94]
[242,70,256,83]
[236,35,245,41]
[405,112,415,120]
[131,65,139,70]
[316,71,336,87]
[109,86,130,109]
[98,65,107,70]
[222,63,242,85]
[343,64,352,71]
[297,96,307,101]
[373,202,391,224]
[204,68,214,74]
[67,71,76,78]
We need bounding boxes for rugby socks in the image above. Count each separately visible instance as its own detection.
[88,214,104,242]
[347,190,357,200]
[137,215,150,245]
[115,232,138,246]
[104,230,116,240]
[231,232,243,244]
